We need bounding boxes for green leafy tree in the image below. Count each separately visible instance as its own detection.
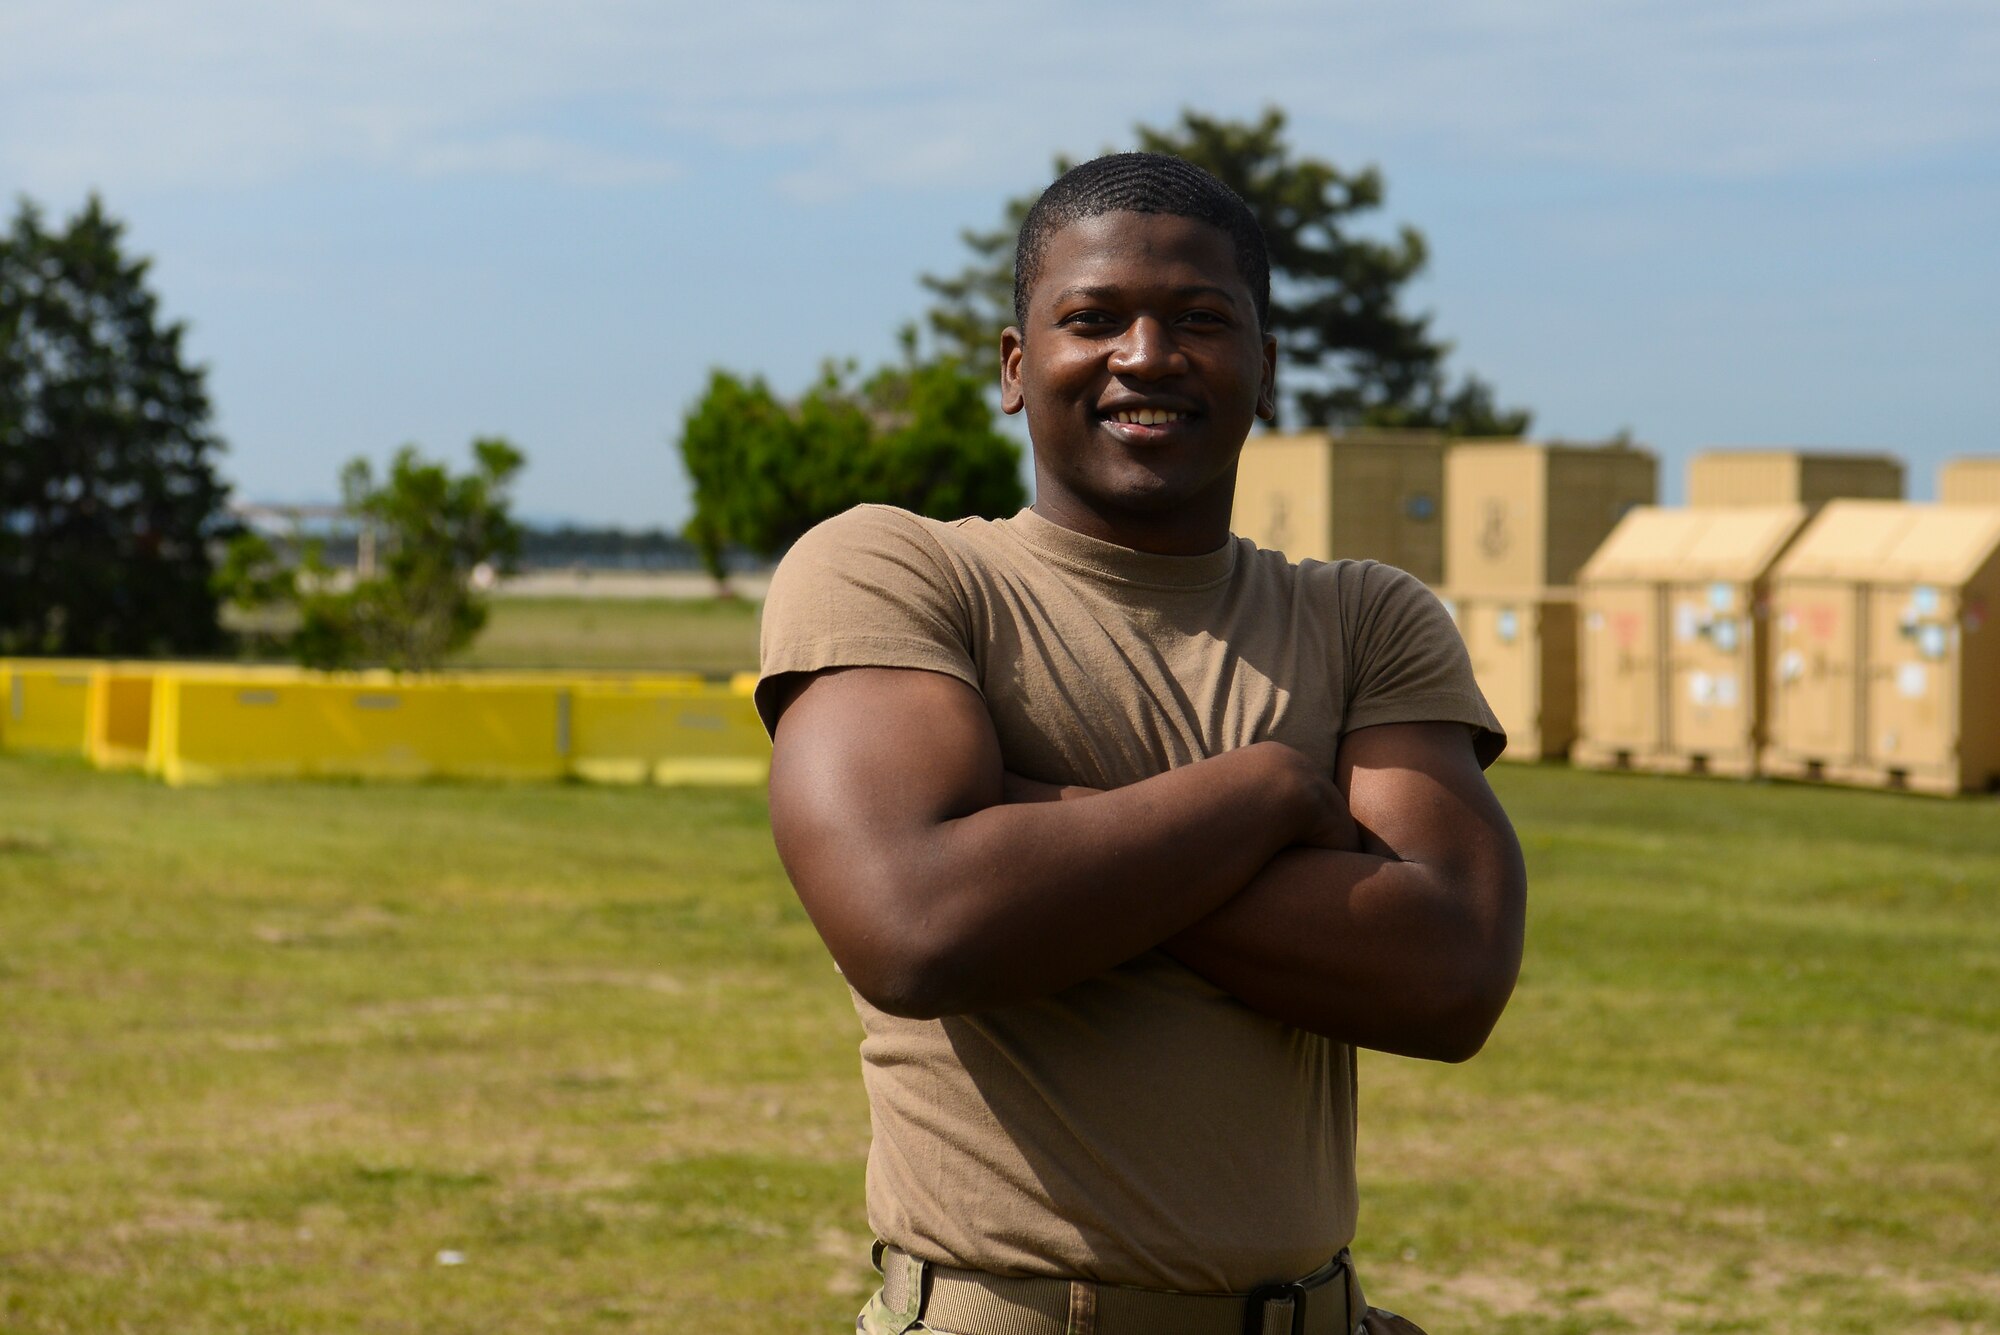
[0,194,233,655]
[220,438,525,671]
[677,353,1024,564]
[921,107,1530,437]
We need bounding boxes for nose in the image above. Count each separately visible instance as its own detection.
[1106,316,1186,379]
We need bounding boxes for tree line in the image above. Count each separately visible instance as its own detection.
[2,107,1533,663]
[1,197,524,669]
[676,107,1530,572]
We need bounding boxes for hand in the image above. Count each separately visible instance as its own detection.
[1250,741,1359,854]
[1161,722,1525,1058]
[770,667,1336,1017]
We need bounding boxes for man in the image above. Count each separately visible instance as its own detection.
[756,152,1525,1335]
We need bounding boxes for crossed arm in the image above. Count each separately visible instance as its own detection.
[766,664,1526,1062]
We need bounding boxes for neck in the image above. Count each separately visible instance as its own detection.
[1029,487,1235,557]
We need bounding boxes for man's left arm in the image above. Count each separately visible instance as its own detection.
[1159,719,1526,1062]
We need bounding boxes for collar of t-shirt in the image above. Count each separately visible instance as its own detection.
[1001,507,1239,593]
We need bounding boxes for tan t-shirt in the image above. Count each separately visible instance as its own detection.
[757,504,1503,1293]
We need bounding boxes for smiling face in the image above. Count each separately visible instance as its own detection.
[1000,210,1278,555]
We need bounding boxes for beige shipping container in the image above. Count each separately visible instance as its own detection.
[1688,449,1904,509]
[1763,501,2000,795]
[1232,430,1447,582]
[1939,457,2000,505]
[1445,442,1657,593]
[1443,591,1577,761]
[1572,506,1809,777]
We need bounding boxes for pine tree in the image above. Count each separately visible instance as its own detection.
[921,108,1530,437]
[0,195,233,655]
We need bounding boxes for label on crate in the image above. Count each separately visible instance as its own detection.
[1715,674,1740,709]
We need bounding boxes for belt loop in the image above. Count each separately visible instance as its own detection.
[874,1243,928,1335]
[1338,1248,1363,1335]
[1065,1279,1098,1335]
[1243,1284,1305,1335]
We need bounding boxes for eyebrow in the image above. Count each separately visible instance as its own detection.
[1049,283,1242,306]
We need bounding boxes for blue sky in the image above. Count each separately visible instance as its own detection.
[5,1,1997,526]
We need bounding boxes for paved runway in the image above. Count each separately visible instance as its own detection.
[494,569,771,600]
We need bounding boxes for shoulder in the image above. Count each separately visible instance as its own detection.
[1320,563,1504,764]
[1228,542,1497,757]
[772,505,986,595]
[1240,544,1437,622]
[784,503,950,563]
[758,507,986,733]
[1290,556,1441,625]
[790,502,1011,570]
[1222,540,1429,633]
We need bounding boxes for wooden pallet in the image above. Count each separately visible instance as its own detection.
[1761,749,1981,797]
[1571,741,1760,780]
[1631,750,1761,780]
[1569,740,1649,773]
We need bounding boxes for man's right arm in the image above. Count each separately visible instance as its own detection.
[766,663,1350,1019]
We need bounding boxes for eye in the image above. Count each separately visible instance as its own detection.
[1178,308,1228,327]
[1057,309,1118,332]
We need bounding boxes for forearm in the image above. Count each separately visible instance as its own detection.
[778,742,1323,1018]
[1163,845,1525,1061]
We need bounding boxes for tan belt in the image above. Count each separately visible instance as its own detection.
[875,1243,1365,1335]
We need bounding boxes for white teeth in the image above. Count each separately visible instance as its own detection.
[1111,409,1186,425]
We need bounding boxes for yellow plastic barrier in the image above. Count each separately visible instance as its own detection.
[443,668,707,690]
[141,664,321,776]
[86,665,157,770]
[570,679,770,786]
[6,658,762,787]
[151,672,569,786]
[0,658,98,755]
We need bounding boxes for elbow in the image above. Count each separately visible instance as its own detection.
[843,945,978,1021]
[1424,963,1512,1055]
[825,883,988,1021]
[1401,952,1520,1064]
[842,947,948,1020]
[1413,862,1526,1063]
[1411,1001,1503,1064]
[795,847,987,1019]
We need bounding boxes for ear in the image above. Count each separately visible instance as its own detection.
[1257,332,1278,422]
[999,327,1026,416]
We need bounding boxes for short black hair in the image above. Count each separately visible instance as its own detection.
[1013,152,1270,333]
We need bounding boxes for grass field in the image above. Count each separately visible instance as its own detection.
[1,756,1995,1334]
[450,598,761,675]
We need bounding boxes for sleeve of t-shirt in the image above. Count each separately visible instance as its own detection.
[1340,562,1507,768]
[753,504,978,737]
